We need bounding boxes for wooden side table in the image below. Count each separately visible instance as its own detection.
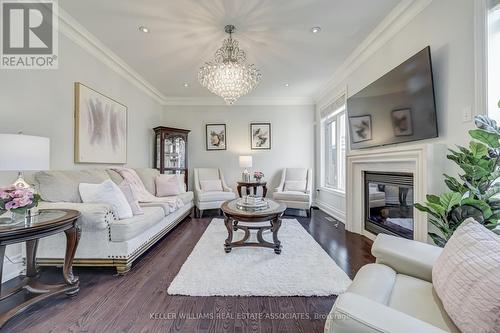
[0,209,81,328]
[237,181,268,198]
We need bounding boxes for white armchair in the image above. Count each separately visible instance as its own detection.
[194,168,235,218]
[325,234,459,333]
[273,168,312,216]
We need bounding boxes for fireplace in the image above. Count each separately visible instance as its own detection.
[364,172,414,239]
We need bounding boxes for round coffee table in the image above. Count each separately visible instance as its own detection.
[221,199,286,254]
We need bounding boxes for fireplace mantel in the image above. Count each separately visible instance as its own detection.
[346,143,448,243]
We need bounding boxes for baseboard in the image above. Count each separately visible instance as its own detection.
[314,200,346,223]
[2,254,24,283]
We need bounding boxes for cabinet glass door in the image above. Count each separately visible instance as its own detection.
[164,137,185,168]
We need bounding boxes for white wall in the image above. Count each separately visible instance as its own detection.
[315,0,475,220]
[161,105,314,194]
[0,34,162,281]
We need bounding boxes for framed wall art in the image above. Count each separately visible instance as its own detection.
[250,123,271,150]
[74,82,127,163]
[206,124,227,150]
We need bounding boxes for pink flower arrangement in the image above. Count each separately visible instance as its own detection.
[254,171,264,181]
[0,185,40,214]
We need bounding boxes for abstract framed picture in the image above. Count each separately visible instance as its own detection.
[391,108,413,136]
[349,115,372,143]
[74,82,127,163]
[250,123,271,150]
[206,124,227,150]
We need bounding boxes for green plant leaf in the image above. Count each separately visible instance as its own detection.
[485,183,500,199]
[461,199,493,219]
[469,129,500,148]
[459,164,489,180]
[440,192,462,211]
[428,233,446,247]
[470,141,489,158]
[427,202,446,217]
[475,115,500,133]
[426,194,441,205]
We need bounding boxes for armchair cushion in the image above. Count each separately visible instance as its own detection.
[273,191,310,202]
[197,191,235,203]
[200,179,223,192]
[372,233,442,282]
[432,219,500,333]
[284,180,307,192]
[326,292,449,333]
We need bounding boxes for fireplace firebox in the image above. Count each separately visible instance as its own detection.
[364,172,414,239]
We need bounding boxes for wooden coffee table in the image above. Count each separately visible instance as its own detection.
[0,209,81,328]
[221,199,286,254]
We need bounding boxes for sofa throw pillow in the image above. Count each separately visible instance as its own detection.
[111,168,158,202]
[432,218,500,333]
[200,179,223,192]
[79,180,133,219]
[156,174,182,197]
[118,182,144,216]
[284,180,307,192]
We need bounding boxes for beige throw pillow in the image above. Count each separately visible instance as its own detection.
[432,219,500,333]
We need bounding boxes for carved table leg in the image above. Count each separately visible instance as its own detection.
[0,245,5,294]
[63,225,81,296]
[271,216,282,254]
[224,216,233,253]
[237,184,242,198]
[262,185,268,198]
[25,239,39,277]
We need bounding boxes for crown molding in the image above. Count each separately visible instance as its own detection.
[161,96,315,106]
[57,8,168,104]
[314,0,433,103]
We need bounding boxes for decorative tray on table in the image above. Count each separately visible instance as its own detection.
[235,195,270,211]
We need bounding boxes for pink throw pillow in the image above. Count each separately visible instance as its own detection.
[432,219,500,333]
[156,174,181,197]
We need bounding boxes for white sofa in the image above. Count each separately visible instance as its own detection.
[273,168,312,216]
[325,234,459,333]
[193,168,235,217]
[30,168,194,275]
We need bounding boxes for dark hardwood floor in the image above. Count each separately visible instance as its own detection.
[1,208,374,333]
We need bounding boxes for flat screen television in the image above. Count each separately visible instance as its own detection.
[347,46,438,150]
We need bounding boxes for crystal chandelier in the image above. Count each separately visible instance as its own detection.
[198,25,262,105]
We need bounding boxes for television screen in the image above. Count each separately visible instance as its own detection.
[347,46,438,150]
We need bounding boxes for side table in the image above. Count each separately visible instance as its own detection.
[236,181,267,198]
[0,209,81,328]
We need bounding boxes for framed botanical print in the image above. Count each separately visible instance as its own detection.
[206,124,227,150]
[348,115,372,143]
[250,123,271,150]
[74,82,127,163]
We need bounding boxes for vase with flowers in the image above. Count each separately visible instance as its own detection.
[254,171,264,182]
[0,185,41,223]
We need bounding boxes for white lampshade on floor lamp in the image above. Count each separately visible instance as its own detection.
[0,134,50,188]
[239,155,252,181]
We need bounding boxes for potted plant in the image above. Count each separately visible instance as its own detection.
[0,185,41,223]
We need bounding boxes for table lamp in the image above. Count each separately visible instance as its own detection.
[239,155,252,181]
[0,134,50,188]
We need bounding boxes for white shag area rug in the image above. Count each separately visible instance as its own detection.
[167,218,352,296]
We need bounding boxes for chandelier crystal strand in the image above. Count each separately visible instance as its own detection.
[198,25,261,105]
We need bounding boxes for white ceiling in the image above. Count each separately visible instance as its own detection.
[59,0,402,102]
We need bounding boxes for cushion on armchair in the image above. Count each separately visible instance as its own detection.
[200,179,223,192]
[284,180,307,192]
[432,219,500,333]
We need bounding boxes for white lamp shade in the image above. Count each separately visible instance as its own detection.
[0,134,50,171]
[239,155,253,168]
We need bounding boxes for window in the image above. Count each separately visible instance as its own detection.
[488,0,500,120]
[321,95,346,191]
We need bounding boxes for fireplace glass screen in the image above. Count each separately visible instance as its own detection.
[365,172,414,239]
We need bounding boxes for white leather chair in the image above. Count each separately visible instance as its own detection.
[325,234,459,333]
[194,168,235,218]
[273,168,312,216]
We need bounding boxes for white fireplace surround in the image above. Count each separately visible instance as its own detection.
[346,143,448,243]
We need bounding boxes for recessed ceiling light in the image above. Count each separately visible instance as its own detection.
[138,26,150,33]
[183,83,189,87]
[284,83,290,87]
[311,26,322,34]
